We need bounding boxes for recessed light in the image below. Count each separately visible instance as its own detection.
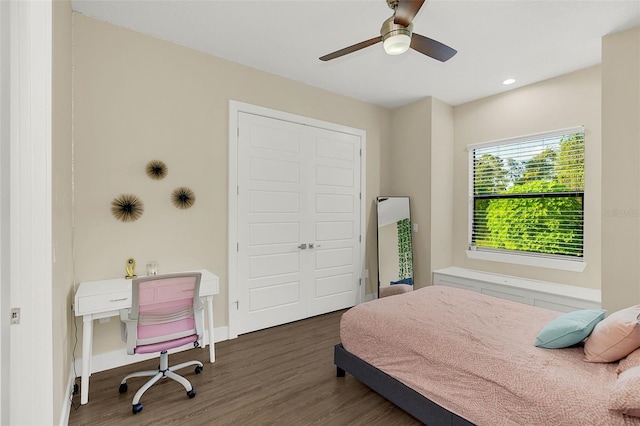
[503,78,516,85]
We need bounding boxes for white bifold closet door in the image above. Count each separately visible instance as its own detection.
[237,112,361,334]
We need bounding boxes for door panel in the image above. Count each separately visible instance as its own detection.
[316,165,354,187]
[316,193,354,213]
[307,126,361,317]
[237,112,361,333]
[249,222,299,245]
[238,113,308,333]
[249,252,300,278]
[316,221,354,241]
[250,157,300,183]
[249,190,299,213]
[249,281,301,311]
[315,274,354,297]
[316,136,355,161]
[249,125,301,153]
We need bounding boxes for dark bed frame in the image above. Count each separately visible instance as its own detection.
[334,343,475,426]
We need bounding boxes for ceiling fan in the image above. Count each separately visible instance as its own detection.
[319,0,456,62]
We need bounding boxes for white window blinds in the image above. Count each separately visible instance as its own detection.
[469,126,585,259]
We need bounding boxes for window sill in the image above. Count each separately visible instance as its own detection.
[465,250,586,272]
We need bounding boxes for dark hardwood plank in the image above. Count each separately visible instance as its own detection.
[68,310,421,425]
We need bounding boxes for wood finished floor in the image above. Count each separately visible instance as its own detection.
[68,310,421,426]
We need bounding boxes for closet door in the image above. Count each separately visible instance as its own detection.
[237,113,309,333]
[236,113,361,334]
[307,127,362,316]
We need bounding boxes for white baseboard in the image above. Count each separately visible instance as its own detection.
[364,293,377,302]
[73,325,229,376]
[59,369,76,426]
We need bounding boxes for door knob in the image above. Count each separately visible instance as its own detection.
[298,243,307,249]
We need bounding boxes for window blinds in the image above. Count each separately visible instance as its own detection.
[469,126,585,258]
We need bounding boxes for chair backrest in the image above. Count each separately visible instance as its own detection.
[128,272,202,351]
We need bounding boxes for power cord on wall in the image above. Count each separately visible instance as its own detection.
[69,311,80,411]
[69,136,80,411]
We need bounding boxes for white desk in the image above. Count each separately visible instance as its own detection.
[74,269,219,405]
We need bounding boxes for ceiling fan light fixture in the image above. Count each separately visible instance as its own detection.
[380,16,412,56]
[383,33,411,55]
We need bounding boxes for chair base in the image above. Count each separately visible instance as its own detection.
[119,350,203,413]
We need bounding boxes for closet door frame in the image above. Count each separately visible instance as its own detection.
[228,100,366,339]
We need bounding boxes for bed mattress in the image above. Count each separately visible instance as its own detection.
[340,285,639,425]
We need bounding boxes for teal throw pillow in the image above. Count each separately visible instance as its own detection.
[535,309,606,349]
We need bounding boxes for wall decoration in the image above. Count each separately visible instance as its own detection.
[145,160,168,180]
[111,194,144,222]
[172,187,196,209]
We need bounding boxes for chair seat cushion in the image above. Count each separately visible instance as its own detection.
[134,334,198,354]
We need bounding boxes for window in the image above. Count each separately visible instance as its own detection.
[468,126,585,262]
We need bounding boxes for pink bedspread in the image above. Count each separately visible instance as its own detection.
[341,285,640,425]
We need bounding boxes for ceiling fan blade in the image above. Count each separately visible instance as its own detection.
[319,36,382,61]
[410,33,457,62]
[394,0,425,27]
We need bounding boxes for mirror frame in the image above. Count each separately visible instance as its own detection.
[376,196,413,298]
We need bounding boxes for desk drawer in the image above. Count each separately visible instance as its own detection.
[77,291,131,315]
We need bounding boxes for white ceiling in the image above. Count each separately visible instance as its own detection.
[71,0,640,109]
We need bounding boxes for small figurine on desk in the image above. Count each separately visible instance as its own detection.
[125,257,137,279]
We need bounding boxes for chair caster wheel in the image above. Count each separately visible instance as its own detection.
[187,388,196,399]
[195,365,203,374]
[119,383,128,394]
[132,403,143,414]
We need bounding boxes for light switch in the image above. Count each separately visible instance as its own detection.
[412,223,419,232]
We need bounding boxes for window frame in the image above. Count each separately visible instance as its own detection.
[466,126,586,272]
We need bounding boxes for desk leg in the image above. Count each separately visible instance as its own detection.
[80,315,93,405]
[205,295,215,362]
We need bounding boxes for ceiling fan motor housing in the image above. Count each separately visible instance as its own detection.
[380,16,412,54]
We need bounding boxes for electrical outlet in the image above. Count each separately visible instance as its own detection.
[10,308,20,325]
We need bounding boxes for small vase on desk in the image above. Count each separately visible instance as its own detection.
[146,261,159,276]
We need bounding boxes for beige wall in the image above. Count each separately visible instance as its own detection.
[52,0,74,422]
[389,97,454,287]
[390,99,431,286]
[452,66,602,289]
[602,27,640,312]
[430,98,455,275]
[72,14,390,355]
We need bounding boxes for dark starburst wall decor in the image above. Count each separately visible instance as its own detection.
[111,194,144,222]
[171,187,196,210]
[145,160,168,180]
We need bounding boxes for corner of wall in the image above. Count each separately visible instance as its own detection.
[601,26,640,312]
[429,98,455,279]
[52,0,74,423]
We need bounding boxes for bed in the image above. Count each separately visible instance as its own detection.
[335,285,640,425]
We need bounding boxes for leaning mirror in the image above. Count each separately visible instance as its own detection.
[376,196,413,298]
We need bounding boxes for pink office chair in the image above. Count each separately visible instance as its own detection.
[119,272,204,414]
